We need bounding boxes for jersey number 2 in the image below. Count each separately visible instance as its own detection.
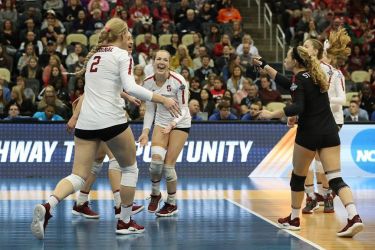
[90,56,101,72]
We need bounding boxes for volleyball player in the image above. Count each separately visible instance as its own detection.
[138,50,191,216]
[253,46,363,237]
[31,18,180,239]
[68,33,144,219]
[299,27,350,214]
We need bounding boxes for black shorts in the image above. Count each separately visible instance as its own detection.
[295,132,340,151]
[75,123,129,141]
[172,127,190,134]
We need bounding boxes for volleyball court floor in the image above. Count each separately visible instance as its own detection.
[1,177,374,250]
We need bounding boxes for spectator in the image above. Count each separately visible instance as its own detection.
[189,77,201,102]
[71,10,93,37]
[18,31,43,57]
[345,101,369,121]
[161,33,181,56]
[19,18,40,45]
[234,78,253,106]
[217,0,242,24]
[42,54,68,87]
[359,83,375,117]
[180,67,193,85]
[20,56,43,87]
[0,19,19,52]
[230,21,245,48]
[43,0,64,15]
[17,43,37,73]
[179,9,202,35]
[0,43,13,73]
[176,56,195,77]
[213,34,231,58]
[5,85,35,116]
[236,34,259,57]
[55,34,68,60]
[210,76,225,103]
[204,23,221,52]
[48,66,66,93]
[0,0,17,26]
[189,99,203,121]
[241,102,263,121]
[294,8,314,45]
[155,18,176,36]
[40,10,65,46]
[192,46,215,70]
[136,32,159,57]
[37,85,70,119]
[33,104,64,121]
[70,76,84,103]
[0,84,8,117]
[0,75,11,103]
[215,45,231,73]
[188,33,203,59]
[171,44,193,70]
[134,64,145,86]
[258,75,282,105]
[129,0,150,34]
[194,55,216,83]
[209,101,237,120]
[348,45,366,72]
[343,95,369,120]
[199,2,217,24]
[151,0,173,24]
[66,43,85,71]
[2,103,27,120]
[200,88,215,117]
[88,9,105,34]
[132,102,146,121]
[174,0,191,24]
[227,65,246,94]
[240,82,260,110]
[222,54,245,83]
[64,0,84,23]
[87,0,109,16]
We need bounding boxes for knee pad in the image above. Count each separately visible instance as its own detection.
[91,161,104,175]
[151,146,167,161]
[290,172,306,192]
[65,174,85,192]
[164,165,177,182]
[108,158,121,172]
[328,177,348,195]
[315,160,324,174]
[120,162,139,187]
[149,160,163,179]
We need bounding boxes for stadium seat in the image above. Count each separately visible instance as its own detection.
[135,34,157,47]
[66,33,88,46]
[89,33,100,48]
[265,102,286,112]
[182,34,194,46]
[159,34,172,47]
[351,70,370,83]
[0,68,11,82]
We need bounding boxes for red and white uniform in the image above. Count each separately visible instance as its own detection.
[143,71,191,129]
[320,62,346,125]
[77,46,153,130]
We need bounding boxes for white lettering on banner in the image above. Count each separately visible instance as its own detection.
[45,141,58,162]
[187,141,202,162]
[0,141,10,162]
[226,141,238,162]
[10,141,32,162]
[240,141,253,162]
[64,141,75,162]
[217,141,226,162]
[28,141,43,162]
[356,150,375,162]
[201,141,218,162]
[143,144,151,162]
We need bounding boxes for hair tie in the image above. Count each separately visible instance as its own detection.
[104,26,111,32]
[323,40,330,53]
[292,47,306,67]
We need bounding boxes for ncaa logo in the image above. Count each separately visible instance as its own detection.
[351,129,375,173]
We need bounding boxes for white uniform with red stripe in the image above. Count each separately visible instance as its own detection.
[143,71,191,129]
[320,62,346,125]
[77,46,153,130]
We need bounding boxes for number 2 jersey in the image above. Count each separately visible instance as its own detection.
[142,71,191,129]
[76,46,153,130]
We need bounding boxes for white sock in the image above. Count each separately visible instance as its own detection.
[317,183,324,195]
[151,180,161,196]
[77,191,89,205]
[322,187,330,197]
[346,204,358,220]
[167,192,176,205]
[120,204,132,223]
[291,208,300,220]
[47,195,59,213]
[113,190,121,208]
[305,186,316,199]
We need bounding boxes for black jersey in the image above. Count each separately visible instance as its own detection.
[275,71,337,135]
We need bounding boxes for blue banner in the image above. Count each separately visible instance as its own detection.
[0,122,288,177]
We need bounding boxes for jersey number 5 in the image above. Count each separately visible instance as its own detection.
[90,56,101,72]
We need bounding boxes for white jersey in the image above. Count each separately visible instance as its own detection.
[320,62,346,125]
[76,46,153,130]
[143,71,191,129]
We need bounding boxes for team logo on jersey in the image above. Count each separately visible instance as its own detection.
[179,84,186,90]
[167,85,172,92]
[290,83,298,91]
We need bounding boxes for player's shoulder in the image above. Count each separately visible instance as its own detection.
[169,71,185,85]
[143,74,155,88]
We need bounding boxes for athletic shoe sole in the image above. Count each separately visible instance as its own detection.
[116,227,145,235]
[71,210,100,219]
[156,209,179,217]
[278,223,301,231]
[31,204,46,240]
[337,223,364,237]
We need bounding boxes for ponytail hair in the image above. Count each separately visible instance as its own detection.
[325,27,351,66]
[75,17,128,76]
[295,46,329,92]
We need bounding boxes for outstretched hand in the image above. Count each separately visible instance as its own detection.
[66,116,78,134]
[164,98,181,117]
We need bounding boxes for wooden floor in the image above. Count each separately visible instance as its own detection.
[0,177,374,249]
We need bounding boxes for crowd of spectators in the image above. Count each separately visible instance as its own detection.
[0,0,374,122]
